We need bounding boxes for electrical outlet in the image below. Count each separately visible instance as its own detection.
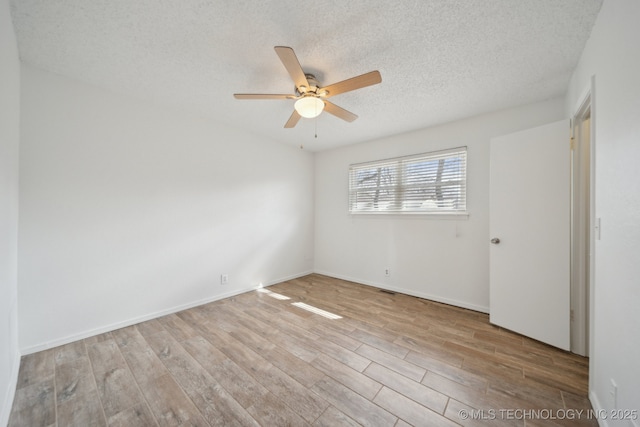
[220,274,229,285]
[384,268,390,277]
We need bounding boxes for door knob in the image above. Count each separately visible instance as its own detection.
[490,238,501,244]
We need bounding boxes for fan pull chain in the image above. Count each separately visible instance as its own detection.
[314,101,319,138]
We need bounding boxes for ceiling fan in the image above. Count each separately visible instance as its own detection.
[234,46,382,128]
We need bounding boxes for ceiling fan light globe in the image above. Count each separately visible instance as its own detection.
[294,97,325,118]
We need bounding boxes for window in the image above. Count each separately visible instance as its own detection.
[348,147,467,214]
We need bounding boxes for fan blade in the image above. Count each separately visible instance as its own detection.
[274,46,310,91]
[234,94,296,100]
[321,70,381,98]
[323,101,358,122]
[284,110,302,128]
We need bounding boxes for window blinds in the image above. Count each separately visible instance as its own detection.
[348,147,467,214]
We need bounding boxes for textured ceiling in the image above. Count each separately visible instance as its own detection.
[10,0,602,151]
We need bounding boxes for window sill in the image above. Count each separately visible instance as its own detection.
[349,211,469,219]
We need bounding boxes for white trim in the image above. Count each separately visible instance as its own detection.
[20,270,312,355]
[313,270,489,314]
[570,82,592,357]
[572,81,593,120]
[587,74,597,391]
[349,211,469,218]
[589,390,608,427]
[0,348,21,427]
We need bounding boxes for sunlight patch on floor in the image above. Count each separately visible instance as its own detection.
[291,302,342,320]
[256,288,291,300]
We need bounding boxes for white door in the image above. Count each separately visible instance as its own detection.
[489,119,571,350]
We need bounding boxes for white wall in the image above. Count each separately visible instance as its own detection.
[18,65,315,353]
[0,0,21,424]
[565,0,640,421]
[314,98,565,312]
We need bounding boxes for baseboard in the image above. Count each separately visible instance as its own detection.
[20,270,313,355]
[589,390,607,427]
[0,348,21,427]
[313,270,490,314]
[262,270,314,288]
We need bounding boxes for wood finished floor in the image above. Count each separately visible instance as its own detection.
[8,274,595,427]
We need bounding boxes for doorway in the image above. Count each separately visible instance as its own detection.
[570,90,593,357]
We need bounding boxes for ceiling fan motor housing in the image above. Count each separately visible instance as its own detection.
[297,74,324,96]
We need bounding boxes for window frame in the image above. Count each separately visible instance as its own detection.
[348,147,468,216]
